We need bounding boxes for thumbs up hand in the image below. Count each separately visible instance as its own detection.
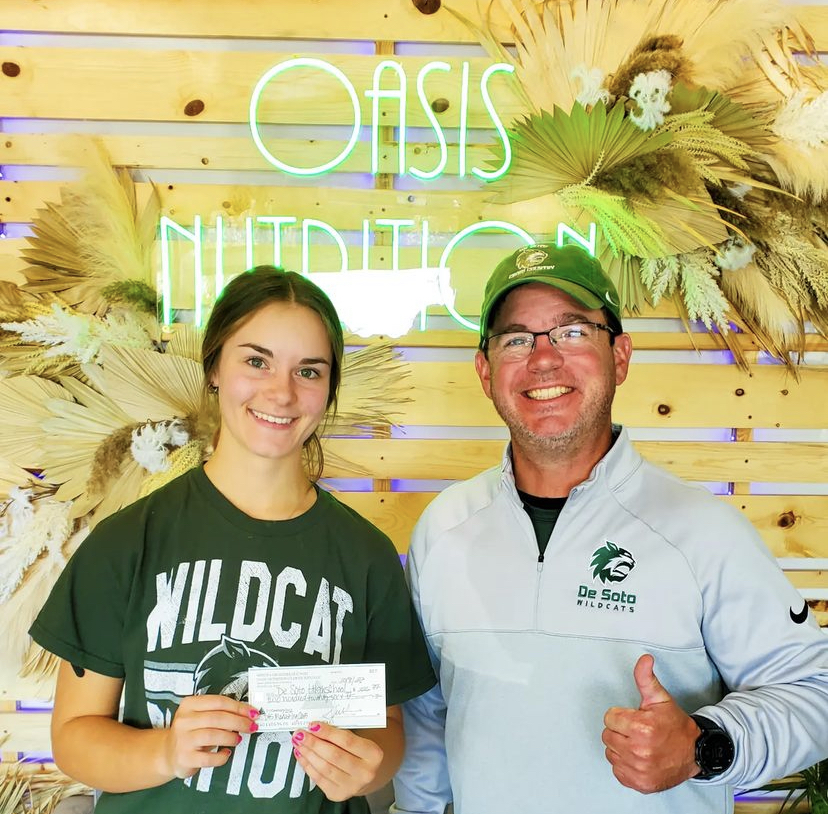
[602,654,701,794]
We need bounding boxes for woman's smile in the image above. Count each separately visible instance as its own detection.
[249,408,295,425]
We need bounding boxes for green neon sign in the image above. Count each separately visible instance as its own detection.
[367,60,407,176]
[473,63,514,181]
[160,56,596,336]
[248,57,514,179]
[249,57,362,176]
[437,220,535,330]
[160,217,597,336]
[160,215,202,327]
[410,61,450,180]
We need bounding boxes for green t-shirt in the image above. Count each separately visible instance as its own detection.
[30,467,436,814]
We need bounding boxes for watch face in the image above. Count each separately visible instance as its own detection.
[698,730,735,776]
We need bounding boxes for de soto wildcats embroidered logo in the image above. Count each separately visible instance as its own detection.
[576,541,637,614]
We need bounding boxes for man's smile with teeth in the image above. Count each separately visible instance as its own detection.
[525,385,573,400]
[250,408,293,424]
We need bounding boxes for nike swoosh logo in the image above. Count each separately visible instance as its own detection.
[790,601,809,624]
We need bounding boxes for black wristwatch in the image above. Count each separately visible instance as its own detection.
[691,714,735,779]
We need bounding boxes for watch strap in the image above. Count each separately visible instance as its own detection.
[691,714,735,780]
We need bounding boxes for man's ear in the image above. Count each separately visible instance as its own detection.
[613,333,633,386]
[474,349,493,400]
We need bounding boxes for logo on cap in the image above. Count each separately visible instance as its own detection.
[508,247,558,279]
[516,248,551,271]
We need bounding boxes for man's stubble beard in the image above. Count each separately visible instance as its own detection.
[491,384,616,463]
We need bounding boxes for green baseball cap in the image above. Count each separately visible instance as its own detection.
[479,243,623,341]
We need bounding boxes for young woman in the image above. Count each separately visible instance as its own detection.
[30,266,436,814]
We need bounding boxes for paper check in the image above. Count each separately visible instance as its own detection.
[248,663,386,731]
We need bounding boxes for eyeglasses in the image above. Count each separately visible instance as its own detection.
[483,321,617,359]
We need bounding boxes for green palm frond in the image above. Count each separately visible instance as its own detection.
[755,758,828,814]
[488,101,675,204]
[670,84,775,150]
[661,84,792,195]
[656,85,771,182]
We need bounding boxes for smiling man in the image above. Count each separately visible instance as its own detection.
[392,243,828,814]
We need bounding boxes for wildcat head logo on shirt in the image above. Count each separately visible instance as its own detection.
[590,541,636,584]
[194,634,278,700]
[576,541,637,614]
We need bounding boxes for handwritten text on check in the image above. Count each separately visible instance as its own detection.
[248,663,386,731]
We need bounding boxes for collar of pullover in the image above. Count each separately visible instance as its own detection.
[499,424,642,501]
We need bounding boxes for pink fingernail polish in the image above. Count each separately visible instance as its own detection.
[249,709,260,719]
[294,747,301,759]
[236,733,242,744]
[292,731,304,743]
[309,723,321,732]
[249,722,259,733]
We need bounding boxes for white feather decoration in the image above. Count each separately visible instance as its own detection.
[772,89,828,148]
[0,522,89,679]
[629,70,672,130]
[571,64,611,107]
[130,419,190,474]
[0,490,74,605]
[2,303,153,364]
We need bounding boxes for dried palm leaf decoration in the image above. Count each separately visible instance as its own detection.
[0,763,90,814]
[451,0,828,361]
[0,140,412,689]
[19,141,159,317]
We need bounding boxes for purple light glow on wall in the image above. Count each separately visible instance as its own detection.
[0,95,4,240]
[0,29,8,241]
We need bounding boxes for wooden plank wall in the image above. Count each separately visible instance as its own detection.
[1,3,827,811]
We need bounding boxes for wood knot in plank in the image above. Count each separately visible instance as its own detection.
[657,404,671,416]
[412,0,441,13]
[777,511,797,529]
[2,62,21,78]
[431,98,450,113]
[184,99,205,117]
[734,388,745,396]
